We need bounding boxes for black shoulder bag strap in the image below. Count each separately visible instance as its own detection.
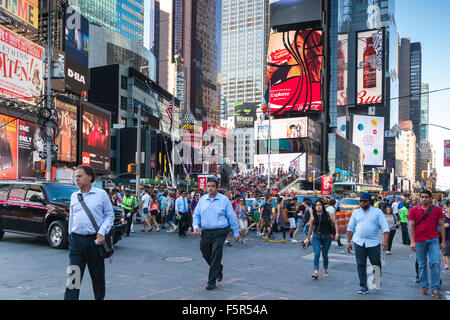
[415,205,435,228]
[77,193,115,260]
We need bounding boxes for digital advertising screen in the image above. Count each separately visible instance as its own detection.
[352,115,384,166]
[0,114,18,180]
[254,152,306,179]
[81,103,111,171]
[255,117,308,140]
[234,102,258,128]
[336,116,347,139]
[265,29,323,115]
[65,6,89,67]
[270,0,322,28]
[356,29,384,106]
[337,33,348,107]
[55,99,77,163]
[17,120,41,179]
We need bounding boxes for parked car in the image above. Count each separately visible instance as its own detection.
[0,181,127,249]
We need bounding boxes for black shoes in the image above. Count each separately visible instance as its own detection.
[206,283,217,290]
[217,272,223,282]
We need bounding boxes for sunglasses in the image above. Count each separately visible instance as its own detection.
[359,199,370,203]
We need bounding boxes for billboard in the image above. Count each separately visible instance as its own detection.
[65,57,89,96]
[269,0,321,28]
[352,115,384,166]
[255,117,308,140]
[445,140,450,167]
[50,48,65,92]
[55,99,77,163]
[0,114,17,180]
[356,29,384,106]
[254,153,306,179]
[0,0,38,32]
[0,24,44,103]
[337,33,348,107]
[321,176,332,195]
[337,116,346,139]
[234,102,257,128]
[65,6,89,67]
[18,120,41,179]
[81,103,111,171]
[266,29,323,115]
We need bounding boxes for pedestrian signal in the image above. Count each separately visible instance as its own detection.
[128,163,137,174]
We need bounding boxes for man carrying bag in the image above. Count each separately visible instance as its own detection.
[64,165,115,300]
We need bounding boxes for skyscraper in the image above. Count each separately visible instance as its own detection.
[69,0,144,45]
[220,0,267,122]
[410,42,422,141]
[420,82,429,141]
[144,0,156,53]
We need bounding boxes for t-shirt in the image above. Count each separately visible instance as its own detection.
[286,202,296,219]
[261,203,272,218]
[325,205,336,217]
[392,201,399,214]
[408,205,445,242]
[141,194,151,209]
[445,216,450,241]
[297,204,306,218]
[160,196,169,209]
[167,198,175,213]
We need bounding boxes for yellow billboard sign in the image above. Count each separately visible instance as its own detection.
[0,0,39,31]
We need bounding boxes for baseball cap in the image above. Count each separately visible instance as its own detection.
[360,192,372,200]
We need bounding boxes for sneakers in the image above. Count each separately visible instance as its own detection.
[358,287,369,295]
[444,264,449,270]
[224,241,232,247]
[386,250,392,255]
[290,239,299,243]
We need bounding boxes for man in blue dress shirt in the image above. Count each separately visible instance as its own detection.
[346,192,389,295]
[175,190,190,238]
[193,178,239,290]
[64,165,114,300]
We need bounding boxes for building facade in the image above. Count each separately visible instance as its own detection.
[69,0,144,45]
[420,82,429,141]
[221,0,267,121]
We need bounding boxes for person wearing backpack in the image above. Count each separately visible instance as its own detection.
[408,189,446,299]
[304,199,337,280]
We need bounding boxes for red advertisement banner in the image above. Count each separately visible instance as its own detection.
[321,176,332,195]
[444,140,450,167]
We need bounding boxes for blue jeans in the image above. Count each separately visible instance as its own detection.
[312,234,332,270]
[416,238,441,291]
[354,243,381,288]
[304,224,309,237]
[297,218,303,230]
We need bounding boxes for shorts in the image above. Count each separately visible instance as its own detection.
[445,240,450,257]
[262,215,271,226]
[288,217,296,229]
[150,210,159,216]
[142,208,149,218]
[253,212,260,222]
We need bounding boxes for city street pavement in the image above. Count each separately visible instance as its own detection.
[0,226,449,300]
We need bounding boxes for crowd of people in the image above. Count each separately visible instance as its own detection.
[104,181,449,298]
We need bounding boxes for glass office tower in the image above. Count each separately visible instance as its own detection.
[69,0,144,45]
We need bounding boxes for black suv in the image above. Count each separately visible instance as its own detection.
[0,181,127,249]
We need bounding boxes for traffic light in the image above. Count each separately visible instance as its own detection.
[34,160,45,172]
[421,172,425,179]
[128,163,137,174]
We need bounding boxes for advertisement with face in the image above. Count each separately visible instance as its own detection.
[81,103,111,171]
[356,29,384,106]
[265,29,323,115]
[337,33,348,107]
[253,153,306,179]
[0,114,17,180]
[0,25,44,103]
[65,6,89,67]
[18,120,41,179]
[269,0,321,28]
[55,99,77,163]
[352,115,384,166]
[255,117,308,140]
[337,116,347,139]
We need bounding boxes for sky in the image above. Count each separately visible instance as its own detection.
[396,0,450,190]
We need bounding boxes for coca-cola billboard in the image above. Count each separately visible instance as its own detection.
[356,29,384,106]
[0,24,44,104]
[444,140,450,167]
[264,29,323,115]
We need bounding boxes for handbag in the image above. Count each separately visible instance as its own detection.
[77,193,115,259]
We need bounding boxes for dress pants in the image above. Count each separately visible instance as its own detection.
[400,222,410,245]
[178,212,189,236]
[125,210,133,235]
[200,228,228,286]
[64,233,105,300]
